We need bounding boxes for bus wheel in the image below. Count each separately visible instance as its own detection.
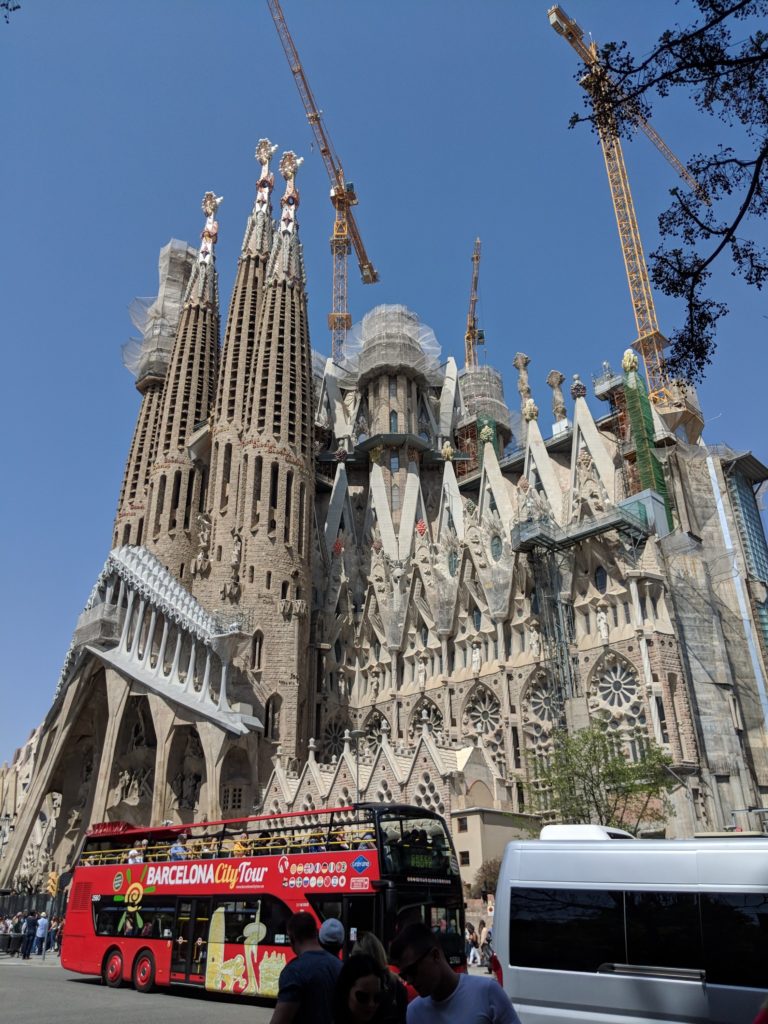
[132,950,155,994]
[103,948,123,988]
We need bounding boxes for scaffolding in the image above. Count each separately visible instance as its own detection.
[623,369,673,530]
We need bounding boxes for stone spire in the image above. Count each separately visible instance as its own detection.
[192,141,277,609]
[236,151,315,767]
[214,139,277,427]
[113,240,197,548]
[144,193,222,583]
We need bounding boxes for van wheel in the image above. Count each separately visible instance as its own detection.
[103,948,123,988]
[132,950,155,993]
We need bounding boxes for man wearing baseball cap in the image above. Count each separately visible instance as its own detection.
[318,917,345,958]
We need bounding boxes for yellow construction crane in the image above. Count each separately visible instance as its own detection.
[267,0,379,362]
[464,238,484,369]
[548,5,703,406]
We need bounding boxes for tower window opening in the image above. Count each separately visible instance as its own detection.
[198,467,208,511]
[389,375,397,399]
[251,456,262,527]
[284,471,293,543]
[266,571,272,589]
[472,607,482,631]
[251,631,263,671]
[297,483,306,555]
[216,545,222,562]
[281,581,289,600]
[390,449,400,473]
[391,483,400,511]
[169,470,182,530]
[136,517,144,545]
[183,469,194,530]
[595,566,608,594]
[122,523,131,546]
[154,475,166,535]
[248,565,254,583]
[220,443,232,508]
[269,462,279,510]
[389,410,398,433]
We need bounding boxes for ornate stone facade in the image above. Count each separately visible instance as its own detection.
[3,146,768,892]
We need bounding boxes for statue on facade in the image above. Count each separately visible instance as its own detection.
[529,622,542,660]
[471,642,482,675]
[574,448,608,519]
[597,603,610,644]
[417,658,427,689]
[193,512,211,576]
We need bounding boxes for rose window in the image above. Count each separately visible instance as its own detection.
[409,700,443,740]
[465,687,501,735]
[595,660,639,709]
[322,718,349,759]
[364,713,387,754]
[527,676,557,723]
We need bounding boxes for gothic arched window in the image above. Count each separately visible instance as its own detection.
[389,410,398,433]
[250,631,263,671]
[472,607,482,630]
[595,566,608,594]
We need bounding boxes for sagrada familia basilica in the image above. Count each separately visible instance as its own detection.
[2,138,768,890]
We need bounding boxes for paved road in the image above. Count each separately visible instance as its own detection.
[0,955,275,1022]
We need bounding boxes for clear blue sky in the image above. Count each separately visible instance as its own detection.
[2,1,765,761]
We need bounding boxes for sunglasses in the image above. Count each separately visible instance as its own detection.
[398,948,431,982]
[353,990,382,1006]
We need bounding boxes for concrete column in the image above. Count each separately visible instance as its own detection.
[119,589,136,650]
[89,668,133,822]
[197,722,230,821]
[141,608,157,665]
[145,693,179,826]
[169,630,184,681]
[184,642,198,695]
[154,620,170,677]
[199,650,212,703]
[129,600,147,659]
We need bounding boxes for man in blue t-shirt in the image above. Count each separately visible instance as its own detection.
[391,922,521,1024]
[268,911,342,1024]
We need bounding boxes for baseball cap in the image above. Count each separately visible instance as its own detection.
[319,918,344,946]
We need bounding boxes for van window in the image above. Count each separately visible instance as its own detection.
[625,892,702,970]
[701,892,768,988]
[509,886,768,988]
[508,888,624,972]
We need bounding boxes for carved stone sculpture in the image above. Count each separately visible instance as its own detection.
[546,369,567,421]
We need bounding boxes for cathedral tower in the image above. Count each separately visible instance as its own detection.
[239,152,315,764]
[113,241,197,547]
[144,193,222,582]
[192,140,277,610]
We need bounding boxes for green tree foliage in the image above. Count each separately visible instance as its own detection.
[471,857,502,899]
[570,0,768,383]
[535,726,676,835]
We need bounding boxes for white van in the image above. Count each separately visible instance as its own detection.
[495,832,768,1024]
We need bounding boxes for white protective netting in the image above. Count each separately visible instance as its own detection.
[339,304,443,386]
[121,239,197,382]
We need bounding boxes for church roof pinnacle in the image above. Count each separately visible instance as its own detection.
[241,138,278,257]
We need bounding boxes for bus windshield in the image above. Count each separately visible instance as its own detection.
[378,811,459,879]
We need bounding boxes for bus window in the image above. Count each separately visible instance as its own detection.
[379,813,457,877]
[214,897,292,947]
[93,896,177,939]
[393,899,464,966]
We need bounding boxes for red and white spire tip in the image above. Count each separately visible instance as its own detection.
[279,151,303,235]
[255,138,279,215]
[199,191,223,265]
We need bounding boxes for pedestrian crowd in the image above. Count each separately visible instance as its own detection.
[0,910,63,959]
[267,912,520,1024]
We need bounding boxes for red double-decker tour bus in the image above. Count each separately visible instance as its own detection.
[62,803,465,997]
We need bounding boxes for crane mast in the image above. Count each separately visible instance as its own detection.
[267,0,379,361]
[549,4,699,405]
[464,238,483,369]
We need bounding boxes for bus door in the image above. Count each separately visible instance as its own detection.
[308,893,379,956]
[170,898,211,982]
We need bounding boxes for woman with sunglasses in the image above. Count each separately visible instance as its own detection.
[333,954,387,1024]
